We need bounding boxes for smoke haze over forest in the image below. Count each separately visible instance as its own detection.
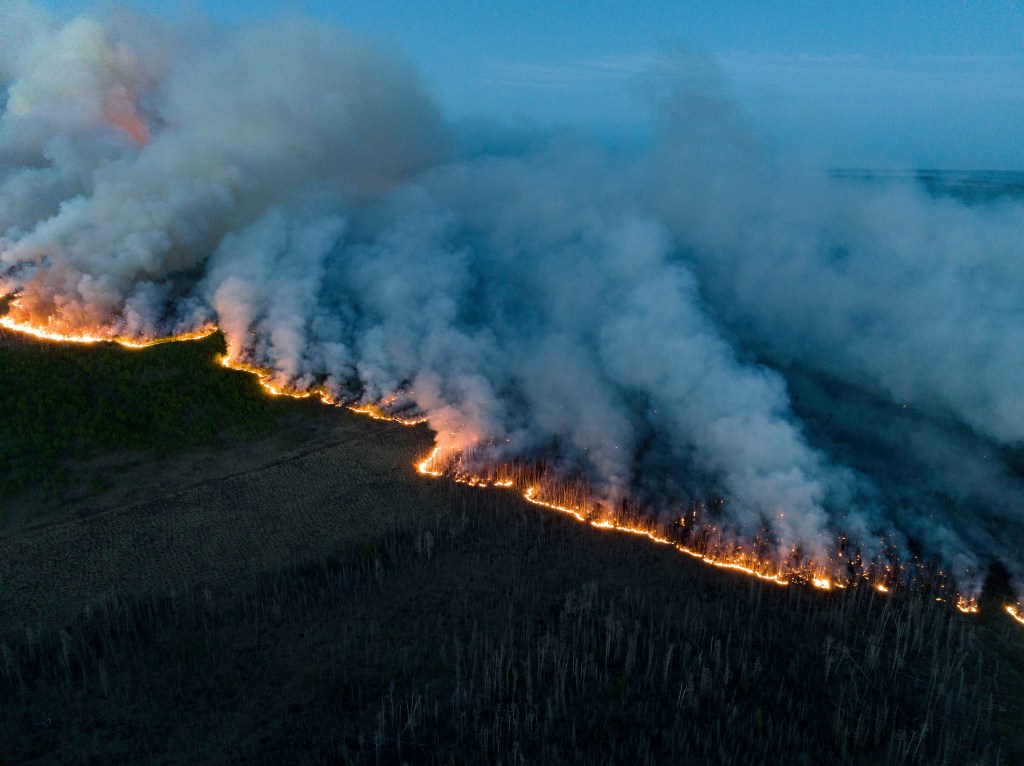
[2,1,1023,596]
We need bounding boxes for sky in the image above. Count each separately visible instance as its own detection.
[34,1,1024,169]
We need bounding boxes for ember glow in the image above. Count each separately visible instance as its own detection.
[410,437,982,602]
[0,308,1018,622]
[102,89,150,145]
[0,308,216,348]
[2,3,1023,623]
[217,354,325,401]
[956,596,980,615]
[420,446,797,587]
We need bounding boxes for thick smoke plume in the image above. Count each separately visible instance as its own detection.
[2,4,1022,596]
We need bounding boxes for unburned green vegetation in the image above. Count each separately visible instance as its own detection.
[0,332,296,499]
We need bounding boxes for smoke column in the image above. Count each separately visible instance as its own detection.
[2,4,1022,596]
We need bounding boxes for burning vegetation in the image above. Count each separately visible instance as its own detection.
[2,483,1022,764]
[1,327,1023,764]
[2,4,1024,648]
[2,5,1024,760]
[0,315,1018,626]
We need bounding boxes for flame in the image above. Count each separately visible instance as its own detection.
[217,354,333,403]
[0,312,1014,625]
[955,595,979,614]
[103,88,150,145]
[349,403,426,426]
[524,485,588,523]
[216,353,431,423]
[435,456,797,586]
[0,313,214,348]
[525,487,796,585]
[416,446,444,477]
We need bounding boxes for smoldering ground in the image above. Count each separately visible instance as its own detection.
[1,2,1022,595]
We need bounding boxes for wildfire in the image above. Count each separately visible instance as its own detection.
[217,353,433,424]
[349,403,426,426]
[420,449,771,584]
[0,313,215,348]
[0,312,1016,625]
[103,88,151,145]
[956,595,980,615]
[416,447,445,477]
[522,487,795,587]
[524,485,587,523]
[217,354,326,401]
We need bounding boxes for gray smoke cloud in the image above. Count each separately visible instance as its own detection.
[1,5,1021,594]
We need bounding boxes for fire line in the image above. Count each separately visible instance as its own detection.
[0,312,1016,625]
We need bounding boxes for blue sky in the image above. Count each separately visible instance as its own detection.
[38,1,1024,169]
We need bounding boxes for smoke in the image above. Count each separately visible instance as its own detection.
[2,5,1022,594]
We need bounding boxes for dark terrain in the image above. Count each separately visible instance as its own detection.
[1,333,1022,765]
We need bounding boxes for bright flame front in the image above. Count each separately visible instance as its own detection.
[0,311,1013,625]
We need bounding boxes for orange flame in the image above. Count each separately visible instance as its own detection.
[522,486,796,586]
[0,312,1012,624]
[103,88,150,145]
[216,354,333,404]
[0,313,214,348]
[349,402,426,426]
[955,595,979,614]
[416,446,445,477]
[415,447,796,587]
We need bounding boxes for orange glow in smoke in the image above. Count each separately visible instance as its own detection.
[0,312,213,347]
[416,447,796,587]
[0,310,1011,623]
[103,88,150,145]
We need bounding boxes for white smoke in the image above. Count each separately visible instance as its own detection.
[1,5,1021,593]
